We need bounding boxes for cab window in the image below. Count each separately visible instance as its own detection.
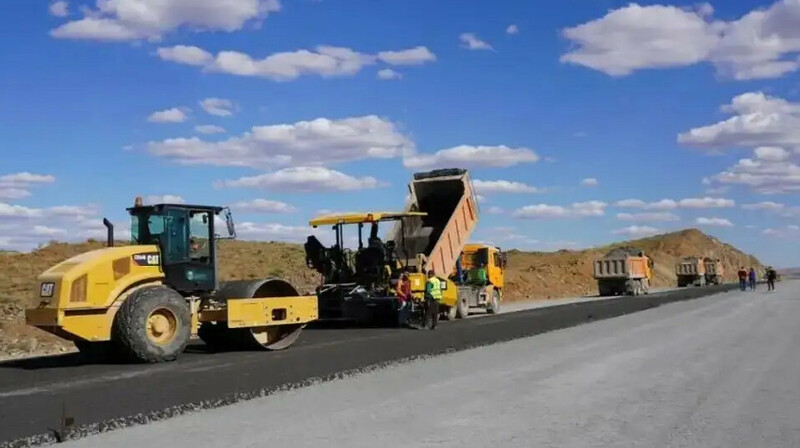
[189,211,211,263]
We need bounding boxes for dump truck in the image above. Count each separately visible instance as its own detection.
[703,258,724,285]
[593,247,653,296]
[25,198,318,363]
[449,243,507,318]
[676,256,706,287]
[304,168,483,325]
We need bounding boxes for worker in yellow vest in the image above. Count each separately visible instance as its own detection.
[424,270,442,329]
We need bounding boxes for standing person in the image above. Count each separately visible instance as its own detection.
[424,270,442,330]
[737,266,748,291]
[748,267,757,291]
[766,266,777,291]
[395,272,412,326]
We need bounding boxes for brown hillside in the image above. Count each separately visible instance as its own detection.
[0,229,763,359]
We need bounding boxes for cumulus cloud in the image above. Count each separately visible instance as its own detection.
[710,155,800,194]
[742,201,785,211]
[696,217,734,227]
[560,1,800,80]
[404,145,538,170]
[157,44,435,82]
[376,46,436,65]
[149,115,413,168]
[459,33,493,51]
[49,1,69,17]
[487,206,505,215]
[678,93,800,151]
[200,98,236,117]
[147,107,189,123]
[678,197,735,208]
[506,24,519,35]
[230,198,296,214]
[615,197,734,209]
[615,199,677,210]
[581,178,599,187]
[216,167,382,192]
[0,172,56,199]
[50,0,281,42]
[513,201,607,219]
[0,201,113,250]
[377,69,402,80]
[755,146,791,161]
[195,125,226,134]
[612,225,661,237]
[763,225,800,238]
[617,212,680,222]
[472,179,543,194]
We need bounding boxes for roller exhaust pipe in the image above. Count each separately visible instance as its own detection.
[103,218,114,247]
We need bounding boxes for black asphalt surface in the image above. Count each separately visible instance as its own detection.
[0,284,740,447]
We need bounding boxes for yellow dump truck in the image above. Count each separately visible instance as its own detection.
[450,244,506,318]
[703,258,724,285]
[593,247,653,296]
[26,199,318,363]
[676,257,707,287]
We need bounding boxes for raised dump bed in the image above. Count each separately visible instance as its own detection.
[593,247,652,296]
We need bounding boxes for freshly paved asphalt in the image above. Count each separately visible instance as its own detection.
[0,284,740,447]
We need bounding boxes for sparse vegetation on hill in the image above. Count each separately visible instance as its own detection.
[0,229,764,360]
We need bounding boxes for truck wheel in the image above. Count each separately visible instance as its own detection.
[456,296,470,319]
[442,305,457,321]
[112,285,191,363]
[486,290,500,314]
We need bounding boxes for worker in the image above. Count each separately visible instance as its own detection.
[424,270,442,329]
[395,273,412,326]
[766,266,777,291]
[748,267,757,291]
[737,267,747,291]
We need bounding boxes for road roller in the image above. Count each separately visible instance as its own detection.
[24,197,318,363]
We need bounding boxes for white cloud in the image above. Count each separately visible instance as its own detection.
[144,195,185,205]
[195,124,226,134]
[487,206,505,215]
[31,225,68,237]
[49,1,69,17]
[581,178,599,187]
[147,107,189,123]
[156,45,214,66]
[506,24,519,35]
[149,115,413,168]
[560,1,800,80]
[200,98,236,117]
[377,69,402,80]
[612,225,661,237]
[615,197,734,209]
[696,217,734,227]
[0,202,42,219]
[216,167,382,192]
[742,201,785,211]
[235,222,322,244]
[0,188,31,200]
[157,44,436,82]
[376,46,436,65]
[763,225,800,238]
[404,145,538,169]
[50,0,281,42]
[472,179,542,194]
[617,212,680,222]
[230,199,296,214]
[678,93,800,151]
[459,33,493,51]
[711,156,800,194]
[679,197,735,208]
[0,172,55,199]
[560,4,718,76]
[754,146,791,161]
[513,201,607,219]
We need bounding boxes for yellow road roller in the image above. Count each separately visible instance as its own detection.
[25,197,318,363]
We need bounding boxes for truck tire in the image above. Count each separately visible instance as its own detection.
[442,304,457,321]
[112,285,191,363]
[486,289,500,314]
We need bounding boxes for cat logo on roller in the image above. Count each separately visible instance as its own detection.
[132,253,160,266]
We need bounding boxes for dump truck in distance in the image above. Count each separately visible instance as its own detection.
[703,258,724,285]
[593,247,653,296]
[676,257,706,287]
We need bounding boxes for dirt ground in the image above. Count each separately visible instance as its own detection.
[0,228,763,360]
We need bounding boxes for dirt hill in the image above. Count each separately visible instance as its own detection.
[0,228,763,360]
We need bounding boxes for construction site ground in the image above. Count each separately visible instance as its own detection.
[40,281,800,448]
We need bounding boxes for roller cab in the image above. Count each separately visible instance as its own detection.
[25,198,318,363]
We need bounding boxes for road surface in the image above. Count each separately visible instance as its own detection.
[57,281,800,448]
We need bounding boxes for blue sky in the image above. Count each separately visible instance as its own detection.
[1,0,800,267]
